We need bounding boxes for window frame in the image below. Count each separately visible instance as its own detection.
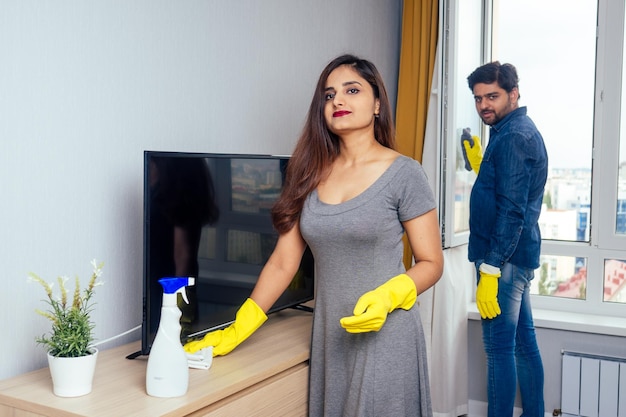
[595,0,626,250]
[439,0,488,248]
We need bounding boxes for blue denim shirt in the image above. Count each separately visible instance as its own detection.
[468,106,548,270]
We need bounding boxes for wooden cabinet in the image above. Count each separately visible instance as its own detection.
[0,308,312,417]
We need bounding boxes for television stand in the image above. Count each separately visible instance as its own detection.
[290,303,314,313]
[125,350,145,360]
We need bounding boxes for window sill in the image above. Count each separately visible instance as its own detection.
[468,303,626,337]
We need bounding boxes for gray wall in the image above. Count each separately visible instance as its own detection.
[468,319,626,413]
[0,0,402,380]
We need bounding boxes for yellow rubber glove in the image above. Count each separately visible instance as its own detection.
[461,128,483,174]
[183,298,267,356]
[340,274,417,333]
[476,264,501,319]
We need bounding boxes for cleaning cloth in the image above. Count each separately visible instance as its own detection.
[186,346,213,370]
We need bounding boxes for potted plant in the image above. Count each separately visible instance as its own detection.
[28,259,104,397]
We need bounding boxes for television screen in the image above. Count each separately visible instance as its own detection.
[132,151,315,357]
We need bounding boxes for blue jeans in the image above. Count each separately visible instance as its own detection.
[476,262,545,417]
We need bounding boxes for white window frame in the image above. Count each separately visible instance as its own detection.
[594,0,626,251]
[439,0,489,248]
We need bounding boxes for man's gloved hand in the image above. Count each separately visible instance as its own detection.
[340,273,417,333]
[476,264,501,319]
[183,298,267,356]
[461,128,483,174]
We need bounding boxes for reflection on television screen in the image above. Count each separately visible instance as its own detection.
[136,152,315,357]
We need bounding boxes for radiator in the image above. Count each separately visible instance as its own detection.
[561,351,626,417]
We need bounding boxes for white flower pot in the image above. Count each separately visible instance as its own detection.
[47,347,98,397]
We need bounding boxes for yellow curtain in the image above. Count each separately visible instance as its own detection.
[396,0,439,269]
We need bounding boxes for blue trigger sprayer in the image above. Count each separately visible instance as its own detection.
[146,276,195,397]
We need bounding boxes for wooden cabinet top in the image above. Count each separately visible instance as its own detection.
[0,308,312,417]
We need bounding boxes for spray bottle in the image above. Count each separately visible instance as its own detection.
[146,276,195,397]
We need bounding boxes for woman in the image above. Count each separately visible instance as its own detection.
[185,54,443,417]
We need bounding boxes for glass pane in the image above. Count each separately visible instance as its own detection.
[453,0,482,234]
[533,255,587,300]
[604,259,626,303]
[492,0,596,242]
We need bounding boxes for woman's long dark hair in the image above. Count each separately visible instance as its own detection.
[271,54,395,234]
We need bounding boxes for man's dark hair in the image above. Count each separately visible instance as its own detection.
[467,61,519,94]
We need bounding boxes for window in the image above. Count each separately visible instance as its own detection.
[441,0,626,315]
[441,0,483,248]
[492,0,596,306]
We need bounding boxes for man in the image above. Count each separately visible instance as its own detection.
[462,61,547,417]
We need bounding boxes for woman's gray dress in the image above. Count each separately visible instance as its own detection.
[300,155,436,417]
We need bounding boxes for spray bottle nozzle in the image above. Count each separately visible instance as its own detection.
[158,277,195,304]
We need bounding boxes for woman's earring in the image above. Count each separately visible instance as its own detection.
[374,114,379,118]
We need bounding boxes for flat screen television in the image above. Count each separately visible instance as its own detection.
[129,151,315,358]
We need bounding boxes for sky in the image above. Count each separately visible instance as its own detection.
[494,0,601,170]
[476,0,626,168]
